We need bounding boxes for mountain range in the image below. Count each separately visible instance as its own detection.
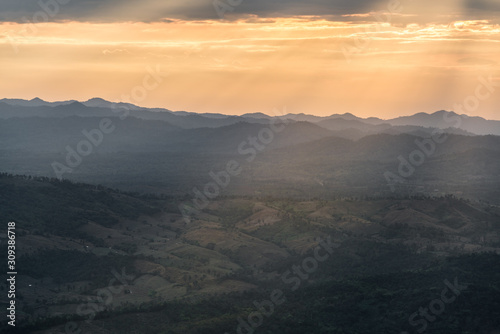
[1,98,500,333]
[1,97,499,135]
[1,97,499,203]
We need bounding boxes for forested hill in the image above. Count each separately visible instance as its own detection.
[0,173,161,238]
[1,173,500,333]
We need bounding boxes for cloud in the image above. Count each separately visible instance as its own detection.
[0,0,499,25]
[465,0,500,12]
[0,0,493,23]
[0,0,213,22]
[102,48,131,55]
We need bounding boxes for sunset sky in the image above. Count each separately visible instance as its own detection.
[0,0,499,119]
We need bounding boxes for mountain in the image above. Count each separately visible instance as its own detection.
[315,110,500,136]
[241,112,273,119]
[288,110,500,136]
[0,97,76,107]
[182,120,334,153]
[82,97,122,108]
[1,97,499,199]
[2,97,500,334]
[1,98,499,135]
[387,110,500,135]
[0,116,332,154]
[0,99,271,129]
[1,111,499,202]
[317,117,391,132]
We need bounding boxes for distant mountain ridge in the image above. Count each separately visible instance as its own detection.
[1,97,499,201]
[1,97,499,135]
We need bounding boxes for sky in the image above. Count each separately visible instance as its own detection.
[0,0,499,119]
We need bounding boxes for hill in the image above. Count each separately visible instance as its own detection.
[0,175,499,333]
